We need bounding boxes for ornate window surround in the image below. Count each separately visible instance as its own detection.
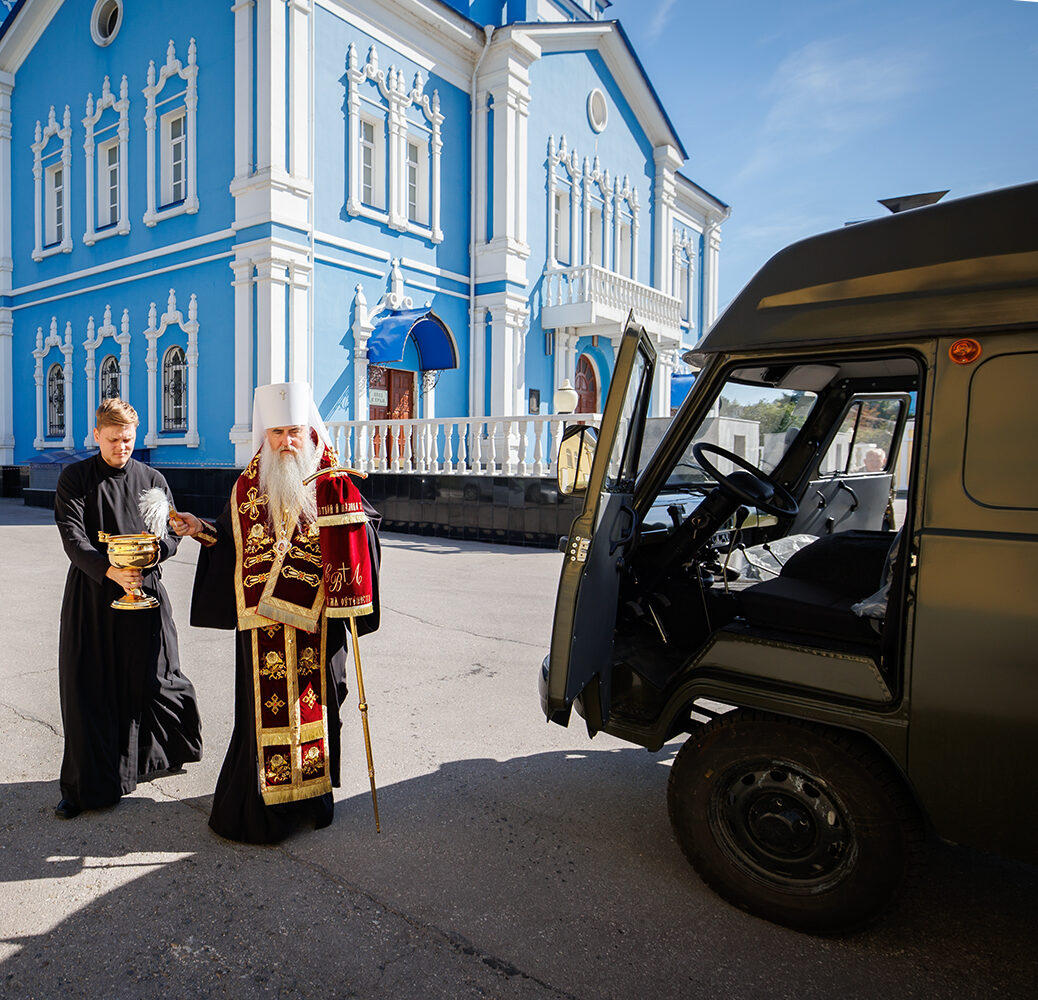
[82,304,131,446]
[345,42,444,243]
[33,317,74,449]
[32,105,73,261]
[161,343,188,431]
[83,75,130,245]
[547,135,639,277]
[143,38,198,227]
[144,289,199,447]
[672,227,698,330]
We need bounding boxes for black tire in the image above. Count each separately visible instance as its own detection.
[667,710,924,934]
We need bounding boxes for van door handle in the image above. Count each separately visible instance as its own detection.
[610,504,637,555]
[837,480,860,511]
[815,490,827,509]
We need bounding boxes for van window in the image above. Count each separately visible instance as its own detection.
[820,397,903,475]
[964,352,1038,509]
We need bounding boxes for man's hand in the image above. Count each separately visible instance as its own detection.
[106,565,142,595]
[171,510,205,538]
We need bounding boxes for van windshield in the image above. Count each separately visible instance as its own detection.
[664,370,819,488]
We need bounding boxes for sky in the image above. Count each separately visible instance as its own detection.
[613,0,1038,310]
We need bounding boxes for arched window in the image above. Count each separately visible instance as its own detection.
[47,363,65,436]
[100,355,121,400]
[162,345,187,431]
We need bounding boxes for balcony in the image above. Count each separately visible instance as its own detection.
[542,263,682,341]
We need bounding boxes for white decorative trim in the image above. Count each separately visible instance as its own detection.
[672,226,698,330]
[143,39,198,227]
[32,316,74,449]
[548,135,638,280]
[83,75,130,245]
[143,289,199,447]
[345,42,444,243]
[32,105,72,261]
[82,304,131,445]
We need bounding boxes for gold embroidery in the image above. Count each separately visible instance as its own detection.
[239,487,268,521]
[263,624,281,638]
[301,744,324,776]
[283,565,321,588]
[297,647,318,676]
[266,753,291,784]
[300,686,317,710]
[288,545,322,567]
[244,572,270,589]
[264,693,286,714]
[260,650,287,680]
[326,562,363,594]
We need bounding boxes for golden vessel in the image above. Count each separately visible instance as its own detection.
[97,532,161,610]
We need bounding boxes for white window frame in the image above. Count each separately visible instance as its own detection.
[160,107,187,208]
[405,133,429,226]
[672,227,698,332]
[33,317,75,449]
[143,38,198,227]
[144,289,199,448]
[345,42,444,243]
[82,304,132,446]
[552,185,571,266]
[83,74,130,245]
[357,111,386,211]
[44,162,65,248]
[161,343,188,432]
[32,105,72,261]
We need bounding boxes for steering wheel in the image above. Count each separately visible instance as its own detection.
[692,442,799,518]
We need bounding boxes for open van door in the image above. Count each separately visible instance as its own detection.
[542,319,656,733]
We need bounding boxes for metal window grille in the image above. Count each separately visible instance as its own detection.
[100,355,120,399]
[162,345,187,431]
[47,363,65,436]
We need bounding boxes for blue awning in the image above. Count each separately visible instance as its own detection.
[366,309,458,371]
[671,373,697,409]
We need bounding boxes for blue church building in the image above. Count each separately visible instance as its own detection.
[0,0,727,492]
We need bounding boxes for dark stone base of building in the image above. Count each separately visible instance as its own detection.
[10,466,579,551]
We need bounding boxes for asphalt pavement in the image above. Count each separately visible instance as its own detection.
[1,496,1036,1000]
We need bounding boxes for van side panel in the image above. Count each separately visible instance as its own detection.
[908,333,1038,861]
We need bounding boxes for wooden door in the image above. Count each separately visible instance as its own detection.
[370,368,414,459]
[575,355,597,414]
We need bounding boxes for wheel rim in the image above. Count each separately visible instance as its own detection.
[709,760,857,892]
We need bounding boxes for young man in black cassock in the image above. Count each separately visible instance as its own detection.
[53,398,202,819]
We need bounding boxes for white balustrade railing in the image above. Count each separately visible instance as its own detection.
[543,263,681,333]
[325,413,602,477]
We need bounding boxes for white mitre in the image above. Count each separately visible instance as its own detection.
[252,381,333,456]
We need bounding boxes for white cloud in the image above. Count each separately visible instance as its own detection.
[737,38,924,180]
[646,0,678,43]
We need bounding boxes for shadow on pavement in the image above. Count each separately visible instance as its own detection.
[1,745,1036,1000]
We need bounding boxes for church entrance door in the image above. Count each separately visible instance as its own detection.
[575,354,598,414]
[369,367,414,460]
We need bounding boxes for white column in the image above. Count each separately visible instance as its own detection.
[287,0,310,181]
[704,221,722,328]
[351,284,373,422]
[254,257,289,387]
[287,258,311,383]
[255,0,287,177]
[0,311,12,461]
[232,1,254,183]
[653,146,681,293]
[229,257,254,461]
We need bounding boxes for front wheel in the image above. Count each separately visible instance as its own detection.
[667,711,923,934]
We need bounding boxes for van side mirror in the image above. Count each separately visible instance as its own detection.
[557,425,597,495]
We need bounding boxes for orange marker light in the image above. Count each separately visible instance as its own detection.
[949,338,982,365]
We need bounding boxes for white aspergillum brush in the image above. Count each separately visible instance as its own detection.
[138,486,177,539]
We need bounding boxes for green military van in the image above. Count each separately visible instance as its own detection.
[541,181,1038,933]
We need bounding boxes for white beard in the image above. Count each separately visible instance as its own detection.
[258,436,319,530]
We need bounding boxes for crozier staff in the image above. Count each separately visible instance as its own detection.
[173,382,380,844]
[53,398,203,820]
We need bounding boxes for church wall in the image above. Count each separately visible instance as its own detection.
[5,0,238,465]
[309,5,475,424]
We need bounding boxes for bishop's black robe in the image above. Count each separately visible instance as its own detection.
[54,455,203,811]
[189,486,381,845]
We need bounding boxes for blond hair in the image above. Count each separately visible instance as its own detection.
[95,397,139,430]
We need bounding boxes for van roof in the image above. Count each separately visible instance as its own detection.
[693,181,1038,357]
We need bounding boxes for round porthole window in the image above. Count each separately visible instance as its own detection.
[91,0,123,47]
[587,88,608,134]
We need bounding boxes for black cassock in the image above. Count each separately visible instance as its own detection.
[54,455,203,810]
[190,496,381,844]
